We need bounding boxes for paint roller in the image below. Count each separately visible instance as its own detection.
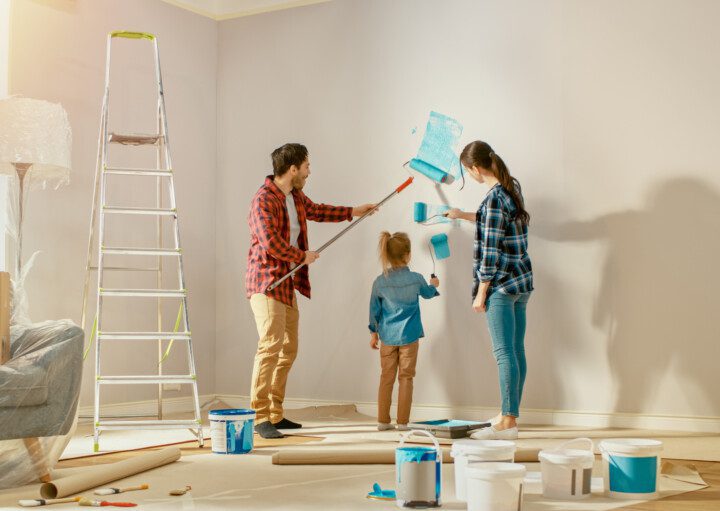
[407,158,449,184]
[267,177,415,291]
[429,233,450,279]
[414,202,451,224]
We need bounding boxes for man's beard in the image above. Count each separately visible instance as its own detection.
[292,175,306,190]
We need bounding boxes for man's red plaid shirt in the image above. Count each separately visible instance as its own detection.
[246,176,353,306]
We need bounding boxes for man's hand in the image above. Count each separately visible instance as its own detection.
[304,251,320,265]
[430,276,440,287]
[353,203,377,217]
[473,290,487,313]
[370,333,379,350]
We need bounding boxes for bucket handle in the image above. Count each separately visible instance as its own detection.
[399,429,442,474]
[554,437,594,453]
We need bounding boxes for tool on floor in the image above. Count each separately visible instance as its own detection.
[268,177,414,291]
[79,31,203,452]
[366,483,396,501]
[18,497,80,507]
[94,484,148,496]
[169,485,191,496]
[78,498,137,507]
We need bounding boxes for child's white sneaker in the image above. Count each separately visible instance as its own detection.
[377,423,396,431]
[397,424,410,431]
[470,426,518,440]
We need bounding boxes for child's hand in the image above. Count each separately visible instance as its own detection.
[430,276,440,287]
[370,333,379,350]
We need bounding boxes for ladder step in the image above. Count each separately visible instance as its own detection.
[100,288,187,298]
[105,166,172,176]
[89,265,159,272]
[98,420,200,429]
[108,133,163,146]
[98,375,196,384]
[98,332,191,340]
[102,247,181,256]
[103,206,177,216]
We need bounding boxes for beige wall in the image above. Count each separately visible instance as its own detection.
[215,0,720,418]
[9,0,217,407]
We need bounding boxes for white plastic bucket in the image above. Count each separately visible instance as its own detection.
[466,462,526,511]
[600,438,663,499]
[538,437,595,500]
[451,439,516,501]
[209,409,256,454]
[395,430,442,508]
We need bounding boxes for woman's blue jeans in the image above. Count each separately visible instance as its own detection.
[485,291,531,417]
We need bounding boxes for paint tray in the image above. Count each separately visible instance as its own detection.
[407,419,490,439]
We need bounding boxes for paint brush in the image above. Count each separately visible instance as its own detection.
[78,497,137,507]
[94,484,148,496]
[18,497,80,507]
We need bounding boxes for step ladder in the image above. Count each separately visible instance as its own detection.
[80,31,203,452]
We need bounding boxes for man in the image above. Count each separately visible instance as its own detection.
[246,143,376,439]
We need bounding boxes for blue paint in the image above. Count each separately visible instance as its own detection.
[414,202,427,222]
[608,455,658,494]
[430,234,450,260]
[415,419,482,428]
[209,409,255,454]
[367,483,396,500]
[413,111,463,182]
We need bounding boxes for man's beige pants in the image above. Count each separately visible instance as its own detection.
[249,293,299,425]
[378,341,419,425]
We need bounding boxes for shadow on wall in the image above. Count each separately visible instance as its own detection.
[537,178,720,416]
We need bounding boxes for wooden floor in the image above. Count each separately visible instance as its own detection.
[56,443,720,510]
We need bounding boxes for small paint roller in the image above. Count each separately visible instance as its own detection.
[408,158,449,183]
[94,484,148,496]
[414,202,451,224]
[429,233,450,279]
[268,176,415,291]
[18,497,81,507]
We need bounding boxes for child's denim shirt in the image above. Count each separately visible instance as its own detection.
[368,267,439,345]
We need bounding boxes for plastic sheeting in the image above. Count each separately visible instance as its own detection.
[0,96,80,490]
[0,320,83,489]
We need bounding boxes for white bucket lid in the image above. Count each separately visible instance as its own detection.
[466,462,526,480]
[600,438,663,456]
[451,439,516,457]
[539,448,595,466]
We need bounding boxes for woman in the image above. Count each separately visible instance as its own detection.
[446,140,533,440]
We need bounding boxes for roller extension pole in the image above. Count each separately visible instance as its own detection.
[267,177,414,291]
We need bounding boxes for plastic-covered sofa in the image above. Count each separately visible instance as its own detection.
[0,319,83,489]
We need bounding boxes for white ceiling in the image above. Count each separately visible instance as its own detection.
[160,0,333,20]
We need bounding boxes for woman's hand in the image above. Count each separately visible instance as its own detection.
[370,333,380,349]
[444,208,464,220]
[473,283,490,313]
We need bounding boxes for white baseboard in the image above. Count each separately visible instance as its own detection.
[80,394,720,433]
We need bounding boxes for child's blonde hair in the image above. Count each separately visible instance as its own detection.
[379,231,411,274]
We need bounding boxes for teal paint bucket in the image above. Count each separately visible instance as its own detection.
[209,409,256,454]
[600,439,663,499]
[395,430,441,508]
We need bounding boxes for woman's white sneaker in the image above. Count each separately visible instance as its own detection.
[470,426,518,440]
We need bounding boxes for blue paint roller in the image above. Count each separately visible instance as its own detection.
[408,158,449,183]
[414,202,451,224]
[429,233,450,279]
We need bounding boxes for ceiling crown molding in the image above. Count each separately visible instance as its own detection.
[160,0,333,21]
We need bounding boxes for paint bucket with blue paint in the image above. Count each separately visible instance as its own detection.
[538,437,594,500]
[600,438,662,499]
[395,430,441,508]
[209,409,256,454]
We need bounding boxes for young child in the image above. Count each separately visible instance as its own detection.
[368,231,440,431]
